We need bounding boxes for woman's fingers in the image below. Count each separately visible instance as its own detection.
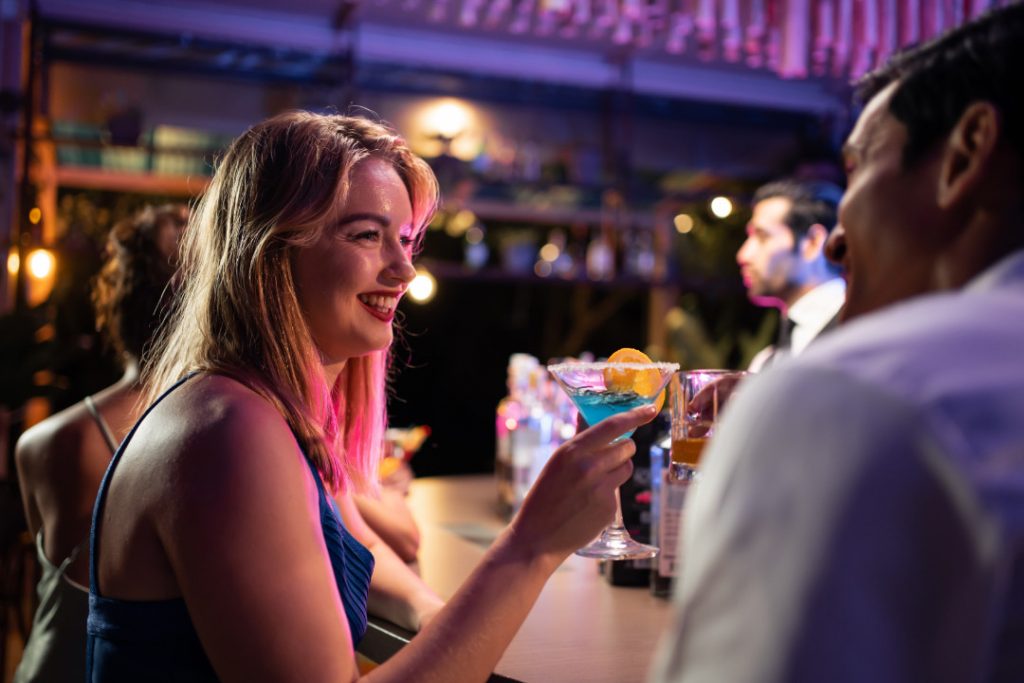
[573,404,657,448]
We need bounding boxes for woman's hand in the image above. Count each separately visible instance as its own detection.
[509,403,658,566]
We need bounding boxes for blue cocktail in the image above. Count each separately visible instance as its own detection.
[547,359,679,560]
[570,390,651,440]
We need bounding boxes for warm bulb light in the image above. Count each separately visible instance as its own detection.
[710,196,733,218]
[29,207,42,225]
[673,213,694,234]
[665,306,686,330]
[408,269,437,303]
[446,209,476,237]
[425,100,472,140]
[27,249,55,279]
[539,243,560,262]
[7,251,19,275]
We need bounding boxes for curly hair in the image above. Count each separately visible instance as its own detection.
[92,203,187,367]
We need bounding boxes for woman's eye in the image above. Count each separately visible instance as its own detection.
[351,230,380,242]
[400,236,416,247]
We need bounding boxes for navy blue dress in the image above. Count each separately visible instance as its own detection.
[87,374,375,682]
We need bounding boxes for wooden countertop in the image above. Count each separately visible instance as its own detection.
[359,474,672,683]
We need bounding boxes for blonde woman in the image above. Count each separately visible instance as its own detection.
[87,111,654,682]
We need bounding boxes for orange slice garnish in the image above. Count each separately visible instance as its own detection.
[604,347,666,412]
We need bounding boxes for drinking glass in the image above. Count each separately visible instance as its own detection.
[669,369,749,481]
[547,360,679,560]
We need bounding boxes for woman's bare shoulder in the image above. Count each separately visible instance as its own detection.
[117,374,315,540]
[142,374,298,459]
[15,400,99,473]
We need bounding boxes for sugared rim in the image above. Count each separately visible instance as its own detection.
[547,361,681,373]
[679,368,751,376]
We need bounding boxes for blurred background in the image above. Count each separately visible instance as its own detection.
[0,1,1004,506]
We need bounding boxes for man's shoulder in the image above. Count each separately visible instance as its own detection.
[797,287,1024,396]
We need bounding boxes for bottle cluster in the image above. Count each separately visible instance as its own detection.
[494,354,578,517]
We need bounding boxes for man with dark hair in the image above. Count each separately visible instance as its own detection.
[738,179,845,370]
[651,4,1024,682]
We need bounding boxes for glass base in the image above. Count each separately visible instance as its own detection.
[575,527,659,561]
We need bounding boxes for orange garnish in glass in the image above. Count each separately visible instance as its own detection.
[604,347,666,412]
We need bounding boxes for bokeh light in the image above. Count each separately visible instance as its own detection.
[710,196,733,218]
[673,213,694,233]
[27,249,55,279]
[408,268,437,303]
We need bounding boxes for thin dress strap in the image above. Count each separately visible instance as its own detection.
[89,372,199,597]
[83,395,119,455]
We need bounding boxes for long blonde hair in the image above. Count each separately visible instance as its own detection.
[146,112,439,493]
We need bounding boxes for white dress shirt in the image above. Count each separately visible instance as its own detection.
[747,277,846,372]
[650,250,1024,683]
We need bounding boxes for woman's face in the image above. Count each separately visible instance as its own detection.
[156,206,188,265]
[292,157,418,371]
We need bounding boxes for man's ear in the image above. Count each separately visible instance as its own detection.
[938,101,1002,210]
[799,223,829,261]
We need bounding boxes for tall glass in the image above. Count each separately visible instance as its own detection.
[547,360,679,560]
[669,369,749,480]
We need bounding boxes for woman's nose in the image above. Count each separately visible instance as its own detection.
[386,246,417,285]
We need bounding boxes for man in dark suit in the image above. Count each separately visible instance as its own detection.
[737,179,845,370]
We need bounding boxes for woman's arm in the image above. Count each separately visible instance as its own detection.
[156,387,361,683]
[336,489,443,631]
[14,429,44,539]
[361,404,656,682]
[351,481,421,563]
[158,378,654,682]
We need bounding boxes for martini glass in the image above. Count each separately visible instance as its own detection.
[547,360,679,560]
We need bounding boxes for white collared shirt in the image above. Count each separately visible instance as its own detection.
[747,277,846,372]
[650,250,1024,683]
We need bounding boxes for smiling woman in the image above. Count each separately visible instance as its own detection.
[84,110,658,683]
[291,158,419,372]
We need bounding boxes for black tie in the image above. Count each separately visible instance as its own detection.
[776,314,796,353]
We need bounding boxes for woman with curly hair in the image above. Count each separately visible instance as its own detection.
[14,202,187,683]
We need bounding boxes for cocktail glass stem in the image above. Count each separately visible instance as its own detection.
[609,487,626,536]
[587,487,636,547]
[575,483,659,560]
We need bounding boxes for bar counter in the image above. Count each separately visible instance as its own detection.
[358,474,672,682]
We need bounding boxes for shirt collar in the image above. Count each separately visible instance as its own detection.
[964,249,1024,293]
[788,278,846,330]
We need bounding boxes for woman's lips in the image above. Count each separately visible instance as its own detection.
[360,302,395,323]
[358,293,399,322]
